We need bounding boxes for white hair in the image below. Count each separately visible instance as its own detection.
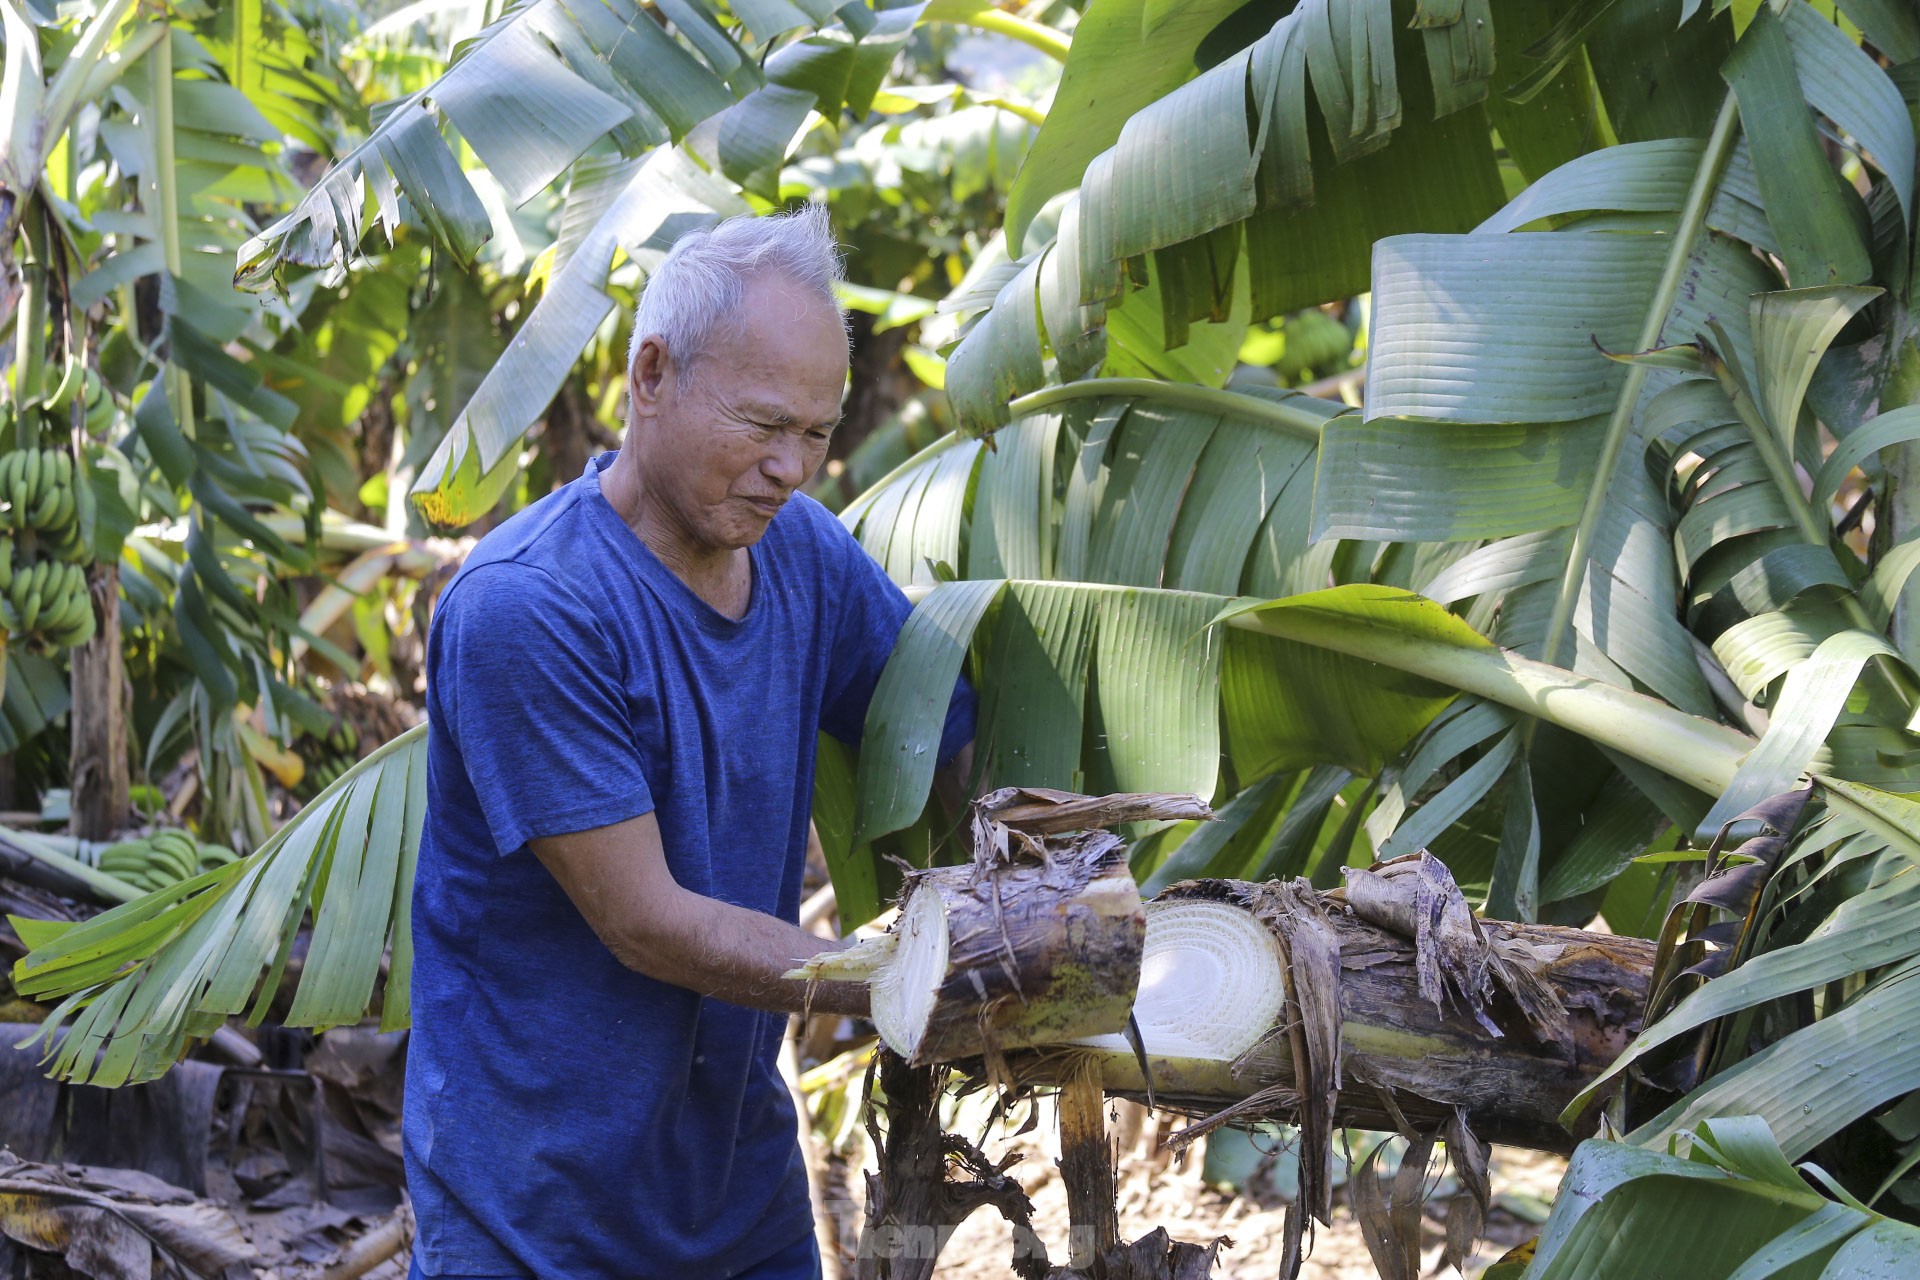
[626,204,847,391]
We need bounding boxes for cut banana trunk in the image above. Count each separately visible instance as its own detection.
[791,830,1145,1064]
[1068,897,1288,1097]
[792,884,1287,1088]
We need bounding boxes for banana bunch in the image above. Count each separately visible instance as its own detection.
[1275,309,1358,382]
[96,831,240,892]
[0,432,96,647]
[0,550,94,649]
[26,359,115,438]
[297,719,362,799]
[0,448,81,541]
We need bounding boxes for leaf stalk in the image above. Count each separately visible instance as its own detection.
[1538,90,1744,668]
[148,25,192,439]
[1224,606,1754,796]
[1007,378,1332,442]
[39,0,141,146]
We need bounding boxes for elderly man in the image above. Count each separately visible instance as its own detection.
[405,206,974,1279]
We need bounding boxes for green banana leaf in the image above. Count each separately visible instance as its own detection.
[1521,1116,1920,1279]
[11,726,427,1086]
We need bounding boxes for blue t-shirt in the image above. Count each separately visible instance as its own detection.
[405,454,973,1278]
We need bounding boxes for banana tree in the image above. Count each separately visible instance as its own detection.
[837,0,1920,1234]
[0,0,370,843]
[14,0,1920,1264]
[785,0,1920,1244]
[231,0,1075,528]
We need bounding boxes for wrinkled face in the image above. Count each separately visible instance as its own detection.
[627,273,848,555]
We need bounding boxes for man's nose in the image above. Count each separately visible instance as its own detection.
[762,436,809,490]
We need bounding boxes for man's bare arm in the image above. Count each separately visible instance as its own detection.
[531,812,868,1017]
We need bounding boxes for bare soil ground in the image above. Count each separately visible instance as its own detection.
[818,1095,1562,1280]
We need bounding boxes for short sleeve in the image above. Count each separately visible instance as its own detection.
[429,562,655,854]
[816,526,976,765]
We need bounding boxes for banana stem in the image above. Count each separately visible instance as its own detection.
[924,7,1070,61]
[0,822,141,904]
[980,95,1046,127]
[13,224,46,449]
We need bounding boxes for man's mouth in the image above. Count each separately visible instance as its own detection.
[743,495,784,515]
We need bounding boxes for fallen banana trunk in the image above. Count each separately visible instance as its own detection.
[1052,869,1654,1153]
[823,794,1660,1280]
[802,843,1653,1155]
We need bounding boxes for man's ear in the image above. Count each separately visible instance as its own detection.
[628,336,671,417]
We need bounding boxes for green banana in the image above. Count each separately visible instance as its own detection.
[15,561,47,631]
[27,470,65,529]
[0,556,91,644]
[95,831,214,890]
[150,830,196,860]
[43,360,82,414]
[43,564,73,622]
[98,841,151,871]
[34,574,76,639]
[11,559,34,609]
[34,451,56,514]
[50,521,87,565]
[11,452,36,520]
[0,479,98,643]
[83,376,114,434]
[99,850,156,885]
[302,756,350,797]
[149,836,197,882]
[46,565,90,642]
[17,451,43,513]
[53,612,96,650]
[63,589,97,648]
[196,843,239,872]
[0,454,23,530]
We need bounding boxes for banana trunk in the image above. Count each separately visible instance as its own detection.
[1040,876,1654,1153]
[803,831,1147,1065]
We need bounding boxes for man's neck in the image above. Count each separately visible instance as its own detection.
[601,449,752,619]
